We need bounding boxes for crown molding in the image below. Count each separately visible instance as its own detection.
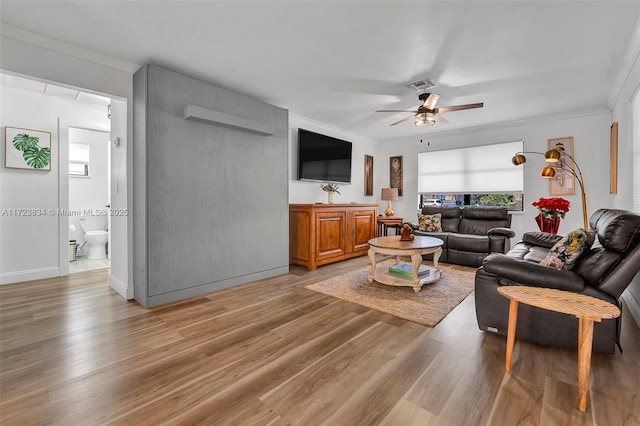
[289,112,379,145]
[1,22,140,74]
[607,16,640,109]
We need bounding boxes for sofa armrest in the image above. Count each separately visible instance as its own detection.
[521,231,563,248]
[403,222,419,231]
[482,253,585,292]
[488,227,516,238]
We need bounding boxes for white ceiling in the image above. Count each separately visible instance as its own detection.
[1,1,639,142]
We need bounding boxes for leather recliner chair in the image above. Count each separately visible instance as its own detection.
[475,209,640,353]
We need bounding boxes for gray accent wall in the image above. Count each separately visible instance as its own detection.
[133,65,289,307]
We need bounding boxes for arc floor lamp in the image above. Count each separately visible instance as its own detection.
[512,149,588,229]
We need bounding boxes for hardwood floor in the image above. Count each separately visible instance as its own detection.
[1,256,638,425]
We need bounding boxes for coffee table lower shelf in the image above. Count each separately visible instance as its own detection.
[369,264,441,293]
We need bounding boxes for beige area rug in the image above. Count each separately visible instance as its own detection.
[306,261,475,327]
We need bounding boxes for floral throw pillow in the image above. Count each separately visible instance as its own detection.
[417,213,442,232]
[539,228,595,271]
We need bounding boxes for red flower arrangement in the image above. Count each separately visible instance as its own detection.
[532,197,571,218]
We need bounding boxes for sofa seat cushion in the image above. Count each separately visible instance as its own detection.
[414,231,447,247]
[448,233,489,253]
[507,243,550,263]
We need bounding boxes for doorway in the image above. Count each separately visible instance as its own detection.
[0,71,131,298]
[68,127,111,273]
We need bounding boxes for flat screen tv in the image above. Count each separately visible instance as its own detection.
[297,128,352,183]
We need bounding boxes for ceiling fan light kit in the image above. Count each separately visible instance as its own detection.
[376,93,484,127]
[414,113,435,127]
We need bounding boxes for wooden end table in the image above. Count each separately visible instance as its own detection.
[367,236,443,293]
[497,286,620,412]
[377,216,403,236]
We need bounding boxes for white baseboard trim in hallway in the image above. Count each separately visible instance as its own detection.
[110,274,133,300]
[0,266,59,285]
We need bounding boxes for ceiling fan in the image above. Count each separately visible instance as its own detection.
[376,93,484,127]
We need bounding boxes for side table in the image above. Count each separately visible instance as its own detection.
[497,286,620,412]
[377,216,403,236]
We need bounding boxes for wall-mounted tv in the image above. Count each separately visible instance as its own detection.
[297,128,352,183]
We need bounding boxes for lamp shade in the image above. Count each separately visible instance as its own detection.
[540,166,556,178]
[381,187,399,201]
[544,149,561,162]
[512,154,527,165]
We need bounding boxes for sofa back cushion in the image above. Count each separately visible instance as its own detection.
[589,209,640,253]
[421,206,461,232]
[459,207,511,235]
[574,209,640,291]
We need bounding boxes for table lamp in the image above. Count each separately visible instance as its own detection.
[381,187,399,217]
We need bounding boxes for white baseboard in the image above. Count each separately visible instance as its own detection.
[109,274,133,300]
[0,267,59,285]
[622,290,640,328]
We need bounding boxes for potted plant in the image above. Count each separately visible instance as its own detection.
[320,183,340,204]
[531,197,571,234]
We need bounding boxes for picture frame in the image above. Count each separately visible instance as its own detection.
[390,155,403,197]
[5,126,52,171]
[548,136,574,196]
[610,122,618,194]
[364,155,374,196]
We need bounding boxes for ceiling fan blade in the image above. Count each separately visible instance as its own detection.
[433,114,449,124]
[390,115,416,126]
[435,102,484,113]
[423,93,440,109]
[376,109,420,113]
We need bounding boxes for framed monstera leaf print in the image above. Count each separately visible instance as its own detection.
[5,126,52,171]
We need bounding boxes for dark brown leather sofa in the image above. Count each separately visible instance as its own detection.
[475,209,640,353]
[408,206,515,267]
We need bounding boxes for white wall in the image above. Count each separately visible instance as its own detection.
[289,113,380,206]
[69,127,110,256]
[108,99,130,298]
[611,28,640,326]
[378,112,614,241]
[0,86,109,284]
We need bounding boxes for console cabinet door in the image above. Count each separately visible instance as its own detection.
[350,209,377,253]
[315,211,347,261]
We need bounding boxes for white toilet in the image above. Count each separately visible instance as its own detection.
[80,210,109,260]
[84,230,108,259]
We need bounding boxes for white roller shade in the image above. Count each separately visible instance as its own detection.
[69,143,90,162]
[418,141,524,193]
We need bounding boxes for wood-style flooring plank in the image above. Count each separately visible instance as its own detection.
[1,256,639,425]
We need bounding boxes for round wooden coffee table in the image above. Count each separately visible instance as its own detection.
[367,235,443,293]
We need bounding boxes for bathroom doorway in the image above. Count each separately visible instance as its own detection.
[68,127,111,273]
[1,71,132,298]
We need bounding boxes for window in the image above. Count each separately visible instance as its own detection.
[418,141,524,210]
[69,142,90,177]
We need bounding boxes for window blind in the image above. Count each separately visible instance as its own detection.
[418,141,524,193]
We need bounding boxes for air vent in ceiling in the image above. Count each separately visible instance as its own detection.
[406,78,437,92]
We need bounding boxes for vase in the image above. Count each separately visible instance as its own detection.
[327,192,334,204]
[535,214,561,234]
